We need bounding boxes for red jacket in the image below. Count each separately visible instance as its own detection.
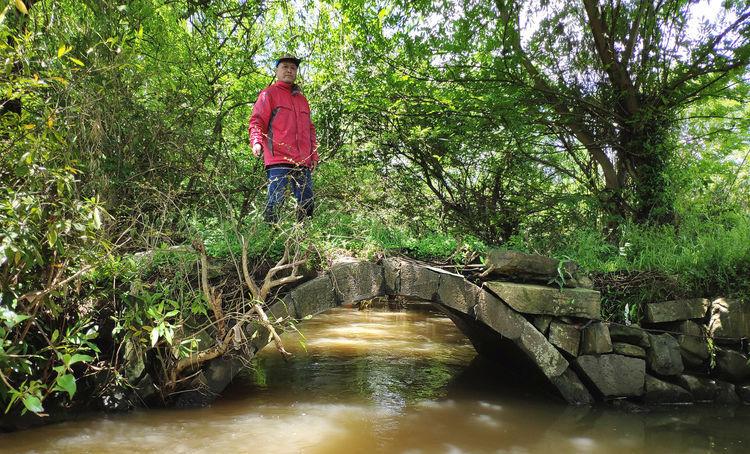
[248,81,318,168]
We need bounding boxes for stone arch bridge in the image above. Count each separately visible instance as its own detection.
[177,255,627,407]
[134,251,748,408]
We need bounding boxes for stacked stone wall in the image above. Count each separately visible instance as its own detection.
[478,250,750,405]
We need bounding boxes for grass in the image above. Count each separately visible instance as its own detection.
[537,210,750,321]
[167,191,750,324]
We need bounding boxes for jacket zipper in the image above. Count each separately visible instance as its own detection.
[292,94,299,160]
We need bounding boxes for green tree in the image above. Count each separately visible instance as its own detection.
[340,0,750,228]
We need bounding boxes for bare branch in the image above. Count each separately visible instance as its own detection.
[240,236,294,360]
[192,239,226,338]
[241,236,261,300]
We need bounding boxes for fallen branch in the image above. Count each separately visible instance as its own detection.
[167,236,306,390]
[165,240,231,391]
[170,320,245,385]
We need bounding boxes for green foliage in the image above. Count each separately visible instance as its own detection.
[1,0,748,415]
[1,5,108,415]
[524,209,750,321]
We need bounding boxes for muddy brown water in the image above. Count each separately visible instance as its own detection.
[2,306,750,453]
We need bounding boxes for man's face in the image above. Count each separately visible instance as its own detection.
[276,61,298,84]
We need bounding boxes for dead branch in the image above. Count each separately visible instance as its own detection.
[165,239,232,391]
[170,320,246,385]
[260,238,308,299]
[240,236,262,299]
[241,238,293,360]
[168,236,308,390]
[192,239,226,337]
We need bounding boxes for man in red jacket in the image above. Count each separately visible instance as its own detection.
[249,55,319,223]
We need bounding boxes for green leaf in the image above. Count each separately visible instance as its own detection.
[47,228,58,247]
[49,76,69,86]
[56,374,76,399]
[69,354,94,365]
[150,327,159,347]
[163,328,173,345]
[0,307,30,329]
[68,56,85,67]
[0,4,11,25]
[59,353,72,367]
[21,395,43,414]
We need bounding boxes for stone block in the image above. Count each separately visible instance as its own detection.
[674,320,709,365]
[175,356,244,408]
[382,258,400,295]
[201,357,243,394]
[580,322,613,354]
[246,299,295,355]
[485,249,576,277]
[570,275,594,289]
[612,342,646,359]
[329,259,385,303]
[681,352,705,368]
[289,275,337,318]
[709,298,750,343]
[716,348,750,382]
[474,290,524,340]
[483,281,601,319]
[644,298,710,323]
[643,375,692,403]
[576,354,645,397]
[517,323,569,379]
[397,260,441,301]
[128,374,157,406]
[736,384,750,404]
[715,380,740,405]
[436,272,480,313]
[533,316,553,335]
[549,368,594,405]
[646,333,684,376]
[122,340,146,385]
[483,250,592,288]
[267,298,294,321]
[677,375,719,402]
[608,323,650,348]
[549,320,580,357]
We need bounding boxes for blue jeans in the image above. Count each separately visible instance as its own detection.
[264,166,314,223]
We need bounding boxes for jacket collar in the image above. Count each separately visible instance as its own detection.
[274,80,302,95]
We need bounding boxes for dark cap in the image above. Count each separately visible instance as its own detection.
[275,54,302,68]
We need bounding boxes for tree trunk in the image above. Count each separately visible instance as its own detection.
[620,117,675,224]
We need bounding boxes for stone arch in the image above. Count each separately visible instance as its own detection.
[254,257,593,405]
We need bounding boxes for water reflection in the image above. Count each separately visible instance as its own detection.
[2,306,750,453]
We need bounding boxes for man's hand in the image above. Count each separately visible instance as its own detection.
[252,143,262,157]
